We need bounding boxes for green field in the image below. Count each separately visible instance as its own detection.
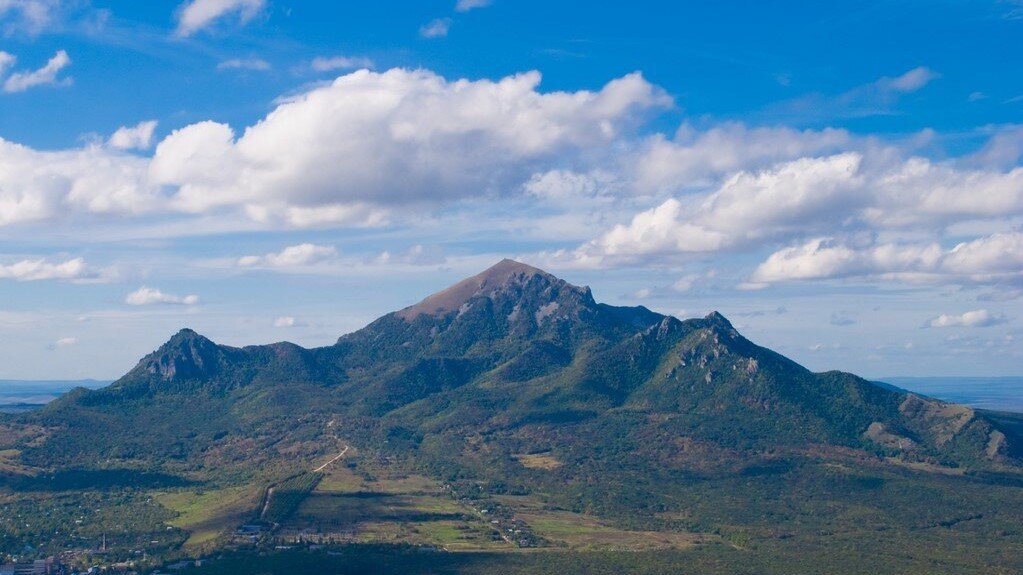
[156,484,263,549]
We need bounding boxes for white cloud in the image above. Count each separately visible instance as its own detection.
[455,0,492,11]
[3,49,70,92]
[237,243,338,268]
[878,66,939,93]
[0,0,60,35]
[124,286,199,306]
[148,68,669,222]
[273,316,309,328]
[867,158,1023,228]
[0,51,14,75]
[217,58,271,71]
[766,67,940,121]
[420,18,451,38]
[0,68,667,230]
[0,61,1020,296]
[567,151,1023,268]
[524,169,614,202]
[969,124,1023,169]
[631,123,851,192]
[671,273,703,292]
[749,238,942,283]
[261,203,389,229]
[928,309,1008,328]
[175,0,265,37]
[0,257,96,282]
[53,336,76,347]
[310,56,373,72]
[576,198,728,264]
[748,231,1023,286]
[942,231,1023,278]
[0,136,158,225]
[108,120,158,151]
[373,244,445,267]
[695,153,867,236]
[567,154,862,266]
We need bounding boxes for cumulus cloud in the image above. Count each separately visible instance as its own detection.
[175,0,265,37]
[748,232,1023,286]
[273,315,309,328]
[148,69,668,222]
[630,123,851,192]
[969,124,1023,169]
[273,316,295,327]
[108,120,158,151]
[124,286,199,306]
[0,68,667,230]
[566,154,862,266]
[0,63,1019,291]
[217,58,271,71]
[566,151,1023,268]
[0,136,157,225]
[237,243,338,268]
[868,158,1023,228]
[0,257,97,282]
[928,309,1008,328]
[3,49,71,92]
[310,56,373,72]
[420,18,451,38]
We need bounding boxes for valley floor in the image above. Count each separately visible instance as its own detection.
[138,444,1023,574]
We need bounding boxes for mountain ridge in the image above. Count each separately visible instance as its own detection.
[20,259,1016,472]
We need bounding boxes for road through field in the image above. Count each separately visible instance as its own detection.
[314,444,350,472]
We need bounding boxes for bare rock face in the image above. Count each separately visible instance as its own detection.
[864,422,917,451]
[396,259,594,321]
[898,394,975,446]
[135,329,234,382]
[988,430,1008,458]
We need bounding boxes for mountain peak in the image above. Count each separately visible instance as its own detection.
[485,258,546,278]
[130,328,230,382]
[397,259,591,320]
[169,327,205,342]
[704,311,734,329]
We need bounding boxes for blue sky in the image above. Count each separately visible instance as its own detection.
[0,0,1020,379]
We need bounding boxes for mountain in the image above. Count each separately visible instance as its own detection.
[2,260,1023,573]
[19,259,1017,471]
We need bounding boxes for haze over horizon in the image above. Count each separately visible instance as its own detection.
[0,0,1021,380]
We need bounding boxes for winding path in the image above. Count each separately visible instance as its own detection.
[313,444,350,472]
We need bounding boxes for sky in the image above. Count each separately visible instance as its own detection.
[0,0,1021,380]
